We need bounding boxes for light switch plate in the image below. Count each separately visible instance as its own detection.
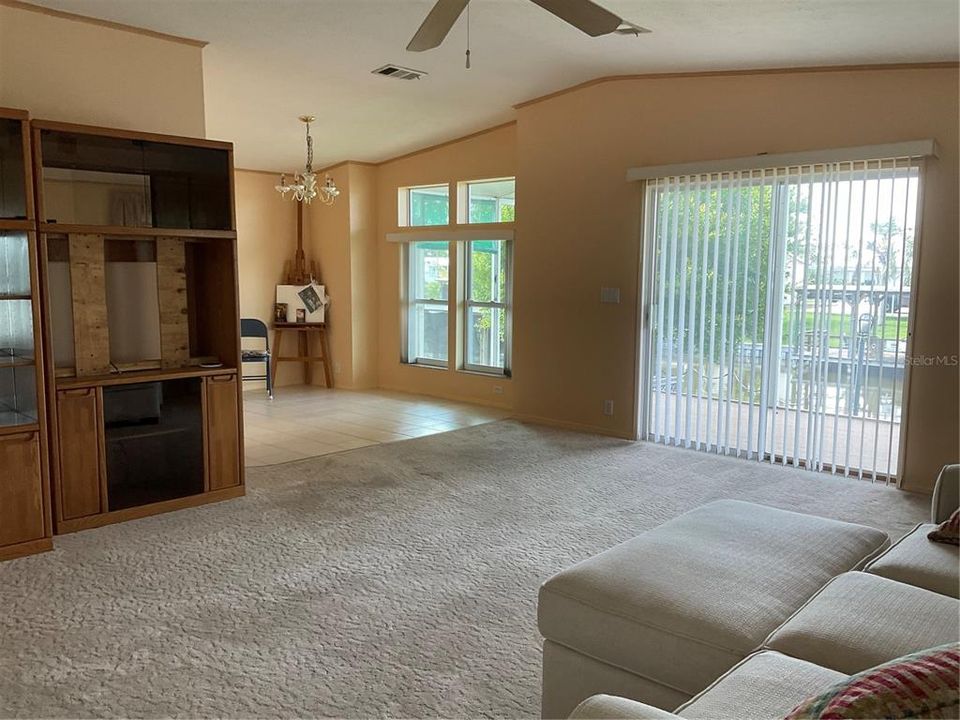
[600,287,621,304]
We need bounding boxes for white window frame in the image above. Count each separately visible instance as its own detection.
[456,177,516,224]
[402,241,450,368]
[398,183,451,228]
[462,239,512,376]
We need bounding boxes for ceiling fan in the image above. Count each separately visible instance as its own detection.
[406,0,650,53]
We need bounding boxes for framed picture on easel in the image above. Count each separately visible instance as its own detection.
[275,283,327,323]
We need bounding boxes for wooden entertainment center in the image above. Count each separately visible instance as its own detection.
[0,107,244,560]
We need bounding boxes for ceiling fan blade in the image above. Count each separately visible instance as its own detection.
[407,0,470,51]
[528,0,623,37]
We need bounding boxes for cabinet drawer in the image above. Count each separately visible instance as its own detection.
[0,431,45,546]
[205,374,240,490]
[56,387,104,520]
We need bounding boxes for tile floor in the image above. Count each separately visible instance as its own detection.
[242,385,511,467]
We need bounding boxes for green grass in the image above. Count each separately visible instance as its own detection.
[782,311,907,348]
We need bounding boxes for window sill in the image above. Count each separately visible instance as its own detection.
[457,367,511,379]
[402,361,449,371]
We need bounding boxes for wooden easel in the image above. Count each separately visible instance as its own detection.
[271,323,333,388]
[274,202,332,389]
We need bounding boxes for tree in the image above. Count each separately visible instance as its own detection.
[868,219,911,287]
[653,182,775,359]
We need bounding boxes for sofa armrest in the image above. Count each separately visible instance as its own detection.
[569,695,681,720]
[931,464,959,524]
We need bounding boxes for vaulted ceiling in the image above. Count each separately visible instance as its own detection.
[27,0,960,171]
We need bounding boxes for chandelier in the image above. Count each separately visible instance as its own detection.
[275,115,340,205]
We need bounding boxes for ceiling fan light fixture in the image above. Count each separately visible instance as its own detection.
[615,21,652,36]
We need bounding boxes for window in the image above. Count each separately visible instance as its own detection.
[400,184,449,227]
[459,178,515,224]
[464,240,511,373]
[405,241,449,366]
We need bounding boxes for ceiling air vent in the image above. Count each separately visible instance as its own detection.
[372,64,427,80]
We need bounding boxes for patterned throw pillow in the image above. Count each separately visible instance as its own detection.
[785,643,959,719]
[928,509,960,546]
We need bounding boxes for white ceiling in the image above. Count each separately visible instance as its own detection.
[27,0,960,171]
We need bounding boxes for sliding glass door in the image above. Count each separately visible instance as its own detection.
[641,158,920,482]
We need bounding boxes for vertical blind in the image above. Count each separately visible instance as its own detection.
[643,157,921,482]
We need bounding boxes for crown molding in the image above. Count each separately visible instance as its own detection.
[1,0,208,47]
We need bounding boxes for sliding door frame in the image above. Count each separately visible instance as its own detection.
[635,160,928,485]
[893,158,928,487]
[636,179,658,442]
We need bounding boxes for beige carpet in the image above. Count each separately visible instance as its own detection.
[0,420,928,718]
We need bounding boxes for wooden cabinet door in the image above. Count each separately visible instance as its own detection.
[0,431,45,547]
[205,374,240,490]
[56,388,103,520]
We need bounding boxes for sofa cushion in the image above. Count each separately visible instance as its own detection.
[538,500,888,696]
[676,651,846,720]
[784,642,959,720]
[765,572,960,674]
[865,523,959,598]
[542,640,690,719]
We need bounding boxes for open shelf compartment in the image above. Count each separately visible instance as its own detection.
[45,233,238,381]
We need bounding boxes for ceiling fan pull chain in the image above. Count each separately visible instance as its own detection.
[465,2,471,69]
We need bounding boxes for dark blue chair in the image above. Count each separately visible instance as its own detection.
[240,318,273,399]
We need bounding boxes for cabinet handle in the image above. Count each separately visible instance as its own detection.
[61,387,94,397]
[1,431,36,442]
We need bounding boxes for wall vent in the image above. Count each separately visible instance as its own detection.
[372,64,426,80]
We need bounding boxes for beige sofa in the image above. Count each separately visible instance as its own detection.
[540,465,960,720]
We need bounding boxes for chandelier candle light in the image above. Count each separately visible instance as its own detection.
[275,115,340,205]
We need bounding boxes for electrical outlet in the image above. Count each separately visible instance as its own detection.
[603,399,614,416]
[600,287,621,304]
[493,386,504,395]
[334,361,341,375]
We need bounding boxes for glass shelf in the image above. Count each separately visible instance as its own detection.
[0,347,34,366]
[0,231,37,427]
[0,407,37,427]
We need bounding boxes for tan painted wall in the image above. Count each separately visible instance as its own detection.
[309,165,353,386]
[234,170,303,388]
[0,3,205,137]
[375,124,517,409]
[302,162,380,389]
[348,163,380,388]
[512,67,959,492]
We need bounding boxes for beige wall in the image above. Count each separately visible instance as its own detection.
[234,170,303,388]
[512,67,959,492]
[308,165,353,386]
[0,3,205,137]
[347,163,380,388]
[375,124,517,409]
[303,161,379,389]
